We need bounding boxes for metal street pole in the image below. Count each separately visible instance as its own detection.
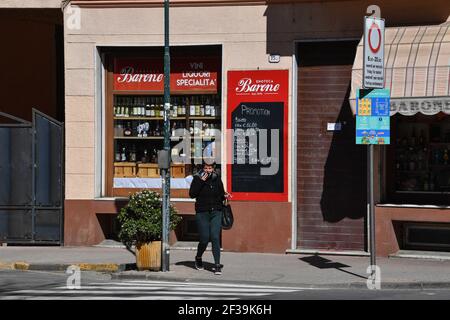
[369,144,376,273]
[161,0,171,272]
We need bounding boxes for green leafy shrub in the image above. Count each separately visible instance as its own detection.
[117,190,182,247]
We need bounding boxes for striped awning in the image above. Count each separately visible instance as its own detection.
[350,21,450,116]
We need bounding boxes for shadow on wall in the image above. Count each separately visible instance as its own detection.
[320,85,367,223]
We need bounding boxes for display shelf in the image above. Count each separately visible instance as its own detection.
[396,190,450,194]
[429,142,450,146]
[114,116,187,120]
[394,119,450,194]
[112,93,222,181]
[114,136,164,140]
[396,170,429,174]
[429,164,450,168]
[188,117,221,120]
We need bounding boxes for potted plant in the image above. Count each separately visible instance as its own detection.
[117,190,182,271]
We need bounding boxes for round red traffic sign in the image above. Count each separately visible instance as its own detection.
[368,22,382,54]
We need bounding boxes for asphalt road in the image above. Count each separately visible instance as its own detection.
[1,269,450,300]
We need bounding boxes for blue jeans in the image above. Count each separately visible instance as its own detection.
[195,210,222,265]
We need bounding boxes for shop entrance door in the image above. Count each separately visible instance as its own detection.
[0,109,63,244]
[296,41,367,252]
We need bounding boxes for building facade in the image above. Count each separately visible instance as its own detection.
[1,0,449,256]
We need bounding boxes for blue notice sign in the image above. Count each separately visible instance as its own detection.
[356,89,390,145]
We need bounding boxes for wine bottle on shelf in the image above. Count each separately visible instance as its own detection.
[210,97,216,117]
[117,97,121,116]
[173,98,178,118]
[181,97,186,116]
[140,97,146,116]
[134,97,139,116]
[200,95,205,116]
[419,129,425,146]
[410,127,417,147]
[150,98,156,117]
[132,97,137,116]
[121,147,127,162]
[205,98,211,116]
[176,98,182,116]
[189,120,194,135]
[194,120,200,136]
[115,144,121,162]
[114,123,120,137]
[215,96,221,117]
[190,97,195,116]
[159,97,164,117]
[155,122,161,136]
[130,145,137,162]
[123,122,132,137]
[429,173,435,191]
[151,148,157,163]
[145,103,151,117]
[120,98,126,117]
[154,98,159,117]
[171,122,177,137]
[136,97,142,116]
[129,97,134,116]
[142,149,149,163]
[195,96,201,116]
[126,97,131,116]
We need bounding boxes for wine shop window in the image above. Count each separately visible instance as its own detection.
[113,94,221,185]
[106,47,222,197]
[389,113,450,204]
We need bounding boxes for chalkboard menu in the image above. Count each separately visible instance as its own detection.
[227,70,288,202]
[231,102,284,193]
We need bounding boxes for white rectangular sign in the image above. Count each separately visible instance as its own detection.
[363,16,385,89]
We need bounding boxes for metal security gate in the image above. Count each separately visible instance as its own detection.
[0,109,63,244]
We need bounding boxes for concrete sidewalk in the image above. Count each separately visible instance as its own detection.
[1,246,450,289]
[0,246,135,272]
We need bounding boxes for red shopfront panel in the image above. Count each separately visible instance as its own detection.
[227,70,289,202]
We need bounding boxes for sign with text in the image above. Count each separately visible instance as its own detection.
[114,57,219,93]
[356,88,390,144]
[363,16,385,89]
[227,70,288,202]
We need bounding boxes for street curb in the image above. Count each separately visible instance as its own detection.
[0,261,134,273]
[111,272,450,290]
[3,261,450,290]
[0,262,14,270]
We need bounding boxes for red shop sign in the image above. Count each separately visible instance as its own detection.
[227,70,289,202]
[113,57,218,93]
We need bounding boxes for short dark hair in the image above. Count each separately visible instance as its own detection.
[203,161,216,168]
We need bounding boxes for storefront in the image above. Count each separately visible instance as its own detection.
[63,1,294,252]
[350,22,450,256]
[62,0,449,254]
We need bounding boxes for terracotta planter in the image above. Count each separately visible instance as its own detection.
[136,241,161,271]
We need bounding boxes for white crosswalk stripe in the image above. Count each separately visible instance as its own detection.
[0,280,305,300]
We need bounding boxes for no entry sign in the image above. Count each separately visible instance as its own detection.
[363,16,385,89]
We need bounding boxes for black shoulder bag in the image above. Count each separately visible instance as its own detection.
[221,199,234,230]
